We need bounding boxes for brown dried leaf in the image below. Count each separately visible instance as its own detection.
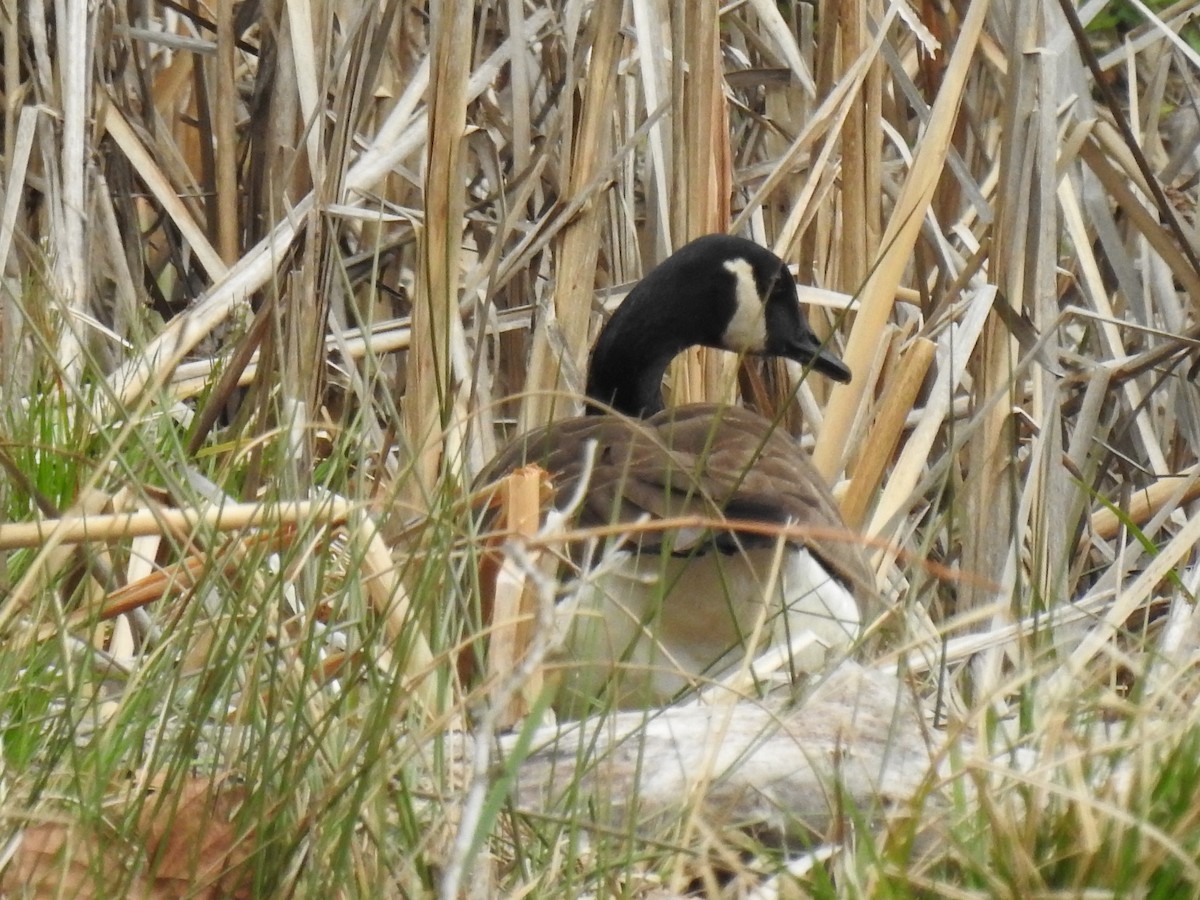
[137,776,254,898]
[1,776,254,899]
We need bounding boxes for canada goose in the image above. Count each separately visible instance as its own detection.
[477,234,877,713]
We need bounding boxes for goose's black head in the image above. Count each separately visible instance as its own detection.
[585,234,852,417]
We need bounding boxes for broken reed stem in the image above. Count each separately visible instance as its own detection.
[0,499,353,550]
[485,465,549,727]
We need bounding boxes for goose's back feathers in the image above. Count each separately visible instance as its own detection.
[476,404,877,610]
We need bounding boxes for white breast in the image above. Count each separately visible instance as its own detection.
[549,543,861,712]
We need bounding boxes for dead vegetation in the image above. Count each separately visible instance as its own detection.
[3,0,1200,896]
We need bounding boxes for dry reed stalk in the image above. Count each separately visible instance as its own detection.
[274,0,338,458]
[978,11,1067,629]
[1081,130,1200,306]
[747,0,816,94]
[630,0,672,259]
[1054,505,1200,694]
[519,0,622,431]
[402,0,473,503]
[0,107,37,382]
[1058,191,1174,484]
[812,0,989,482]
[837,0,880,297]
[732,51,870,244]
[0,498,353,551]
[103,104,228,281]
[51,0,90,378]
[867,284,995,553]
[1087,463,1200,541]
[841,335,936,531]
[352,509,443,719]
[104,16,532,407]
[214,0,238,265]
[670,0,732,407]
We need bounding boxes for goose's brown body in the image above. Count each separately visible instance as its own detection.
[478,404,875,711]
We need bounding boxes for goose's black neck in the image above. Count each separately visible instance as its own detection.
[584,339,678,417]
[584,286,714,418]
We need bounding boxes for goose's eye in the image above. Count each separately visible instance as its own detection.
[720,257,767,352]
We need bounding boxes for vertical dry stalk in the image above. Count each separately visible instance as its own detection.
[214,0,239,265]
[51,0,92,378]
[1019,9,1071,621]
[631,0,672,258]
[860,0,882,264]
[836,0,881,296]
[668,0,733,407]
[280,0,326,469]
[403,0,474,503]
[805,0,841,286]
[963,3,1059,619]
[2,108,39,389]
[519,0,622,432]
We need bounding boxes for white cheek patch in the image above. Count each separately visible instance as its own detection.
[721,258,767,352]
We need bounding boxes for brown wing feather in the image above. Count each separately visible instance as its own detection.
[475,404,878,610]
